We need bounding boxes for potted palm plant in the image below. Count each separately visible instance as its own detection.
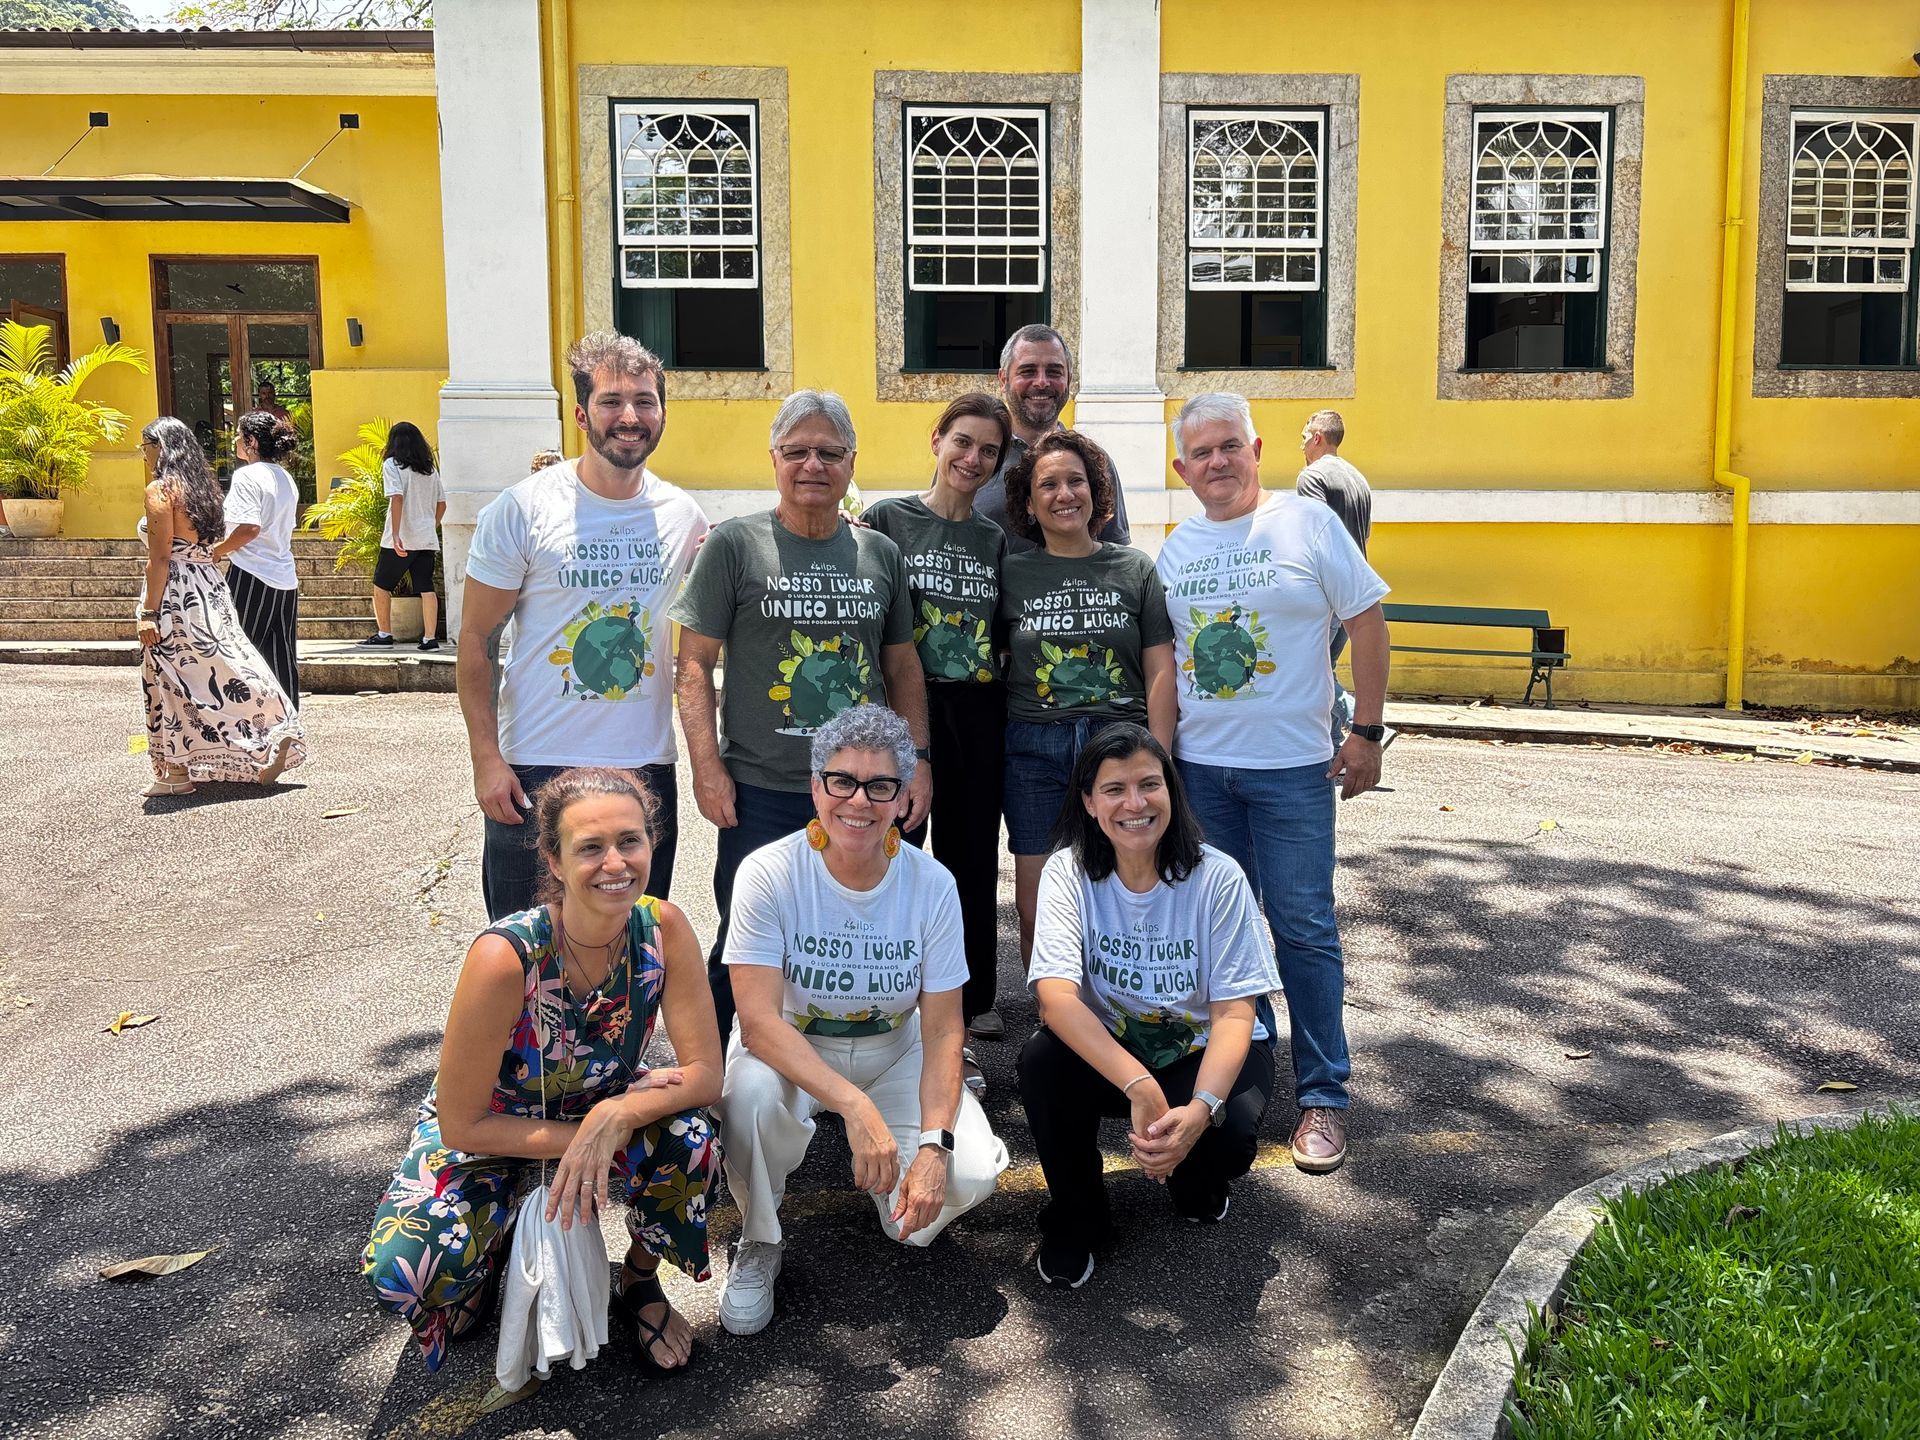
[301,416,430,641]
[0,319,150,537]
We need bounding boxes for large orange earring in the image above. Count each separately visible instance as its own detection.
[883,825,901,859]
[806,818,830,852]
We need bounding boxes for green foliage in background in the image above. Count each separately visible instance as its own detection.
[0,320,149,499]
[299,416,390,574]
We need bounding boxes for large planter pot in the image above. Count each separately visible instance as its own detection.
[390,595,425,642]
[4,497,64,538]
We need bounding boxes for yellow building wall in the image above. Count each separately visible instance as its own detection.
[0,89,445,537]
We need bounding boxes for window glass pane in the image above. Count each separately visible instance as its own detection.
[158,260,316,313]
[1464,291,1604,369]
[0,259,62,310]
[904,290,1043,371]
[1185,289,1325,369]
[1781,290,1910,366]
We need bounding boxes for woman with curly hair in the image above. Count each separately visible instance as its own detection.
[363,767,723,1377]
[996,428,1175,969]
[212,408,303,705]
[135,417,304,797]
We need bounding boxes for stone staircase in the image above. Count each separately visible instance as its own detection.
[0,536,376,643]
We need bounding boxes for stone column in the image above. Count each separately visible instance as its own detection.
[436,0,562,633]
[1073,0,1170,551]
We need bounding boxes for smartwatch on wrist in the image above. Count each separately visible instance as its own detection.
[1193,1090,1227,1128]
[1349,723,1386,744]
[917,1127,954,1154]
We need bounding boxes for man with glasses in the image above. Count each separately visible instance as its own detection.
[456,331,709,919]
[673,390,931,1038]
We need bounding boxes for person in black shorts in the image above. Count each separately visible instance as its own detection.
[363,421,446,651]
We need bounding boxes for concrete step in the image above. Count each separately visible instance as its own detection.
[0,615,376,642]
[0,594,372,621]
[0,553,354,579]
[0,536,344,560]
[0,572,371,600]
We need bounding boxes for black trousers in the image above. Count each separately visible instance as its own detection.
[905,681,1006,1023]
[705,780,817,1042]
[227,565,300,708]
[480,761,679,921]
[1017,1025,1274,1242]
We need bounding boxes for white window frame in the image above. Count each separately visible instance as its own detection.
[1784,110,1917,293]
[1468,109,1610,295]
[614,102,760,291]
[1186,108,1325,292]
[904,104,1048,295]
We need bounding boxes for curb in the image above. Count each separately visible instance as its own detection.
[1389,719,1920,774]
[0,643,457,694]
[1408,1099,1915,1440]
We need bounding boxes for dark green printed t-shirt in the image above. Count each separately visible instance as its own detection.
[669,511,914,792]
[998,544,1174,724]
[864,495,1006,685]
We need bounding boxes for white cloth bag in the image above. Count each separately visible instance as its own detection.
[493,1184,611,1390]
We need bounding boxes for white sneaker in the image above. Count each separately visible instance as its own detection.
[718,1239,783,1336]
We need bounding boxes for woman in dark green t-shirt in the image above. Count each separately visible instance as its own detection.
[866,393,1013,1084]
[996,429,1175,968]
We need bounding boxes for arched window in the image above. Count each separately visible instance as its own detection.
[1468,113,1608,293]
[905,107,1047,293]
[1785,115,1916,291]
[1187,111,1323,290]
[616,105,759,288]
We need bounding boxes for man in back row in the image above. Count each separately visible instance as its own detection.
[457,332,709,919]
[974,323,1130,552]
[1295,408,1374,743]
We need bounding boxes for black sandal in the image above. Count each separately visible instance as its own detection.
[616,1261,695,1375]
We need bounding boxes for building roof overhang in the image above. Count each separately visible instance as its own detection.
[0,175,353,223]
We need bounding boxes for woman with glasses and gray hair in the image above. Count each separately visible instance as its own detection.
[712,703,1008,1338]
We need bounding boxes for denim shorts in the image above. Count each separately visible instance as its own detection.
[1002,715,1128,855]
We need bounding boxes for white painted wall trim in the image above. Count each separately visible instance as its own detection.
[679,487,1919,528]
[0,50,435,96]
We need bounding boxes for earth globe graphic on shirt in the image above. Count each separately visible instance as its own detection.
[770,631,874,733]
[1112,1006,1200,1070]
[915,600,993,682]
[1183,604,1274,700]
[549,600,652,700]
[1035,640,1124,709]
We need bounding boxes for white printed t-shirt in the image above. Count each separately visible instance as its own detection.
[465,461,708,767]
[1028,845,1279,1068]
[382,459,445,551]
[224,461,299,590]
[725,830,967,1038]
[1155,492,1388,770]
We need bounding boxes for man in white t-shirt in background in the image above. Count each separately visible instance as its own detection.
[1295,408,1375,745]
[1157,392,1391,1176]
[456,332,709,919]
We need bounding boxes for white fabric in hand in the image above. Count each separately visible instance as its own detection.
[494,1184,611,1390]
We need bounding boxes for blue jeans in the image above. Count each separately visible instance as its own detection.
[705,780,818,1041]
[1003,715,1128,855]
[481,761,678,921]
[1176,757,1349,1110]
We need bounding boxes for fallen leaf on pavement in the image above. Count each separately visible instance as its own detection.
[1563,1049,1593,1060]
[1538,819,1560,831]
[1816,1080,1858,1092]
[104,1012,159,1035]
[1794,752,1816,765]
[321,807,364,820]
[1439,805,1455,812]
[127,734,149,755]
[100,1249,212,1281]
[314,911,326,922]
[478,1377,543,1413]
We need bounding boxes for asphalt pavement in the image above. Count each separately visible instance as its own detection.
[2,666,1915,1440]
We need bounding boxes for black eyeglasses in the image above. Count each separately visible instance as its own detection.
[818,770,902,802]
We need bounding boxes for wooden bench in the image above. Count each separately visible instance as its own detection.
[1380,603,1570,707]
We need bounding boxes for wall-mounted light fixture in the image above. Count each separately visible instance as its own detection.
[293,113,360,181]
[100,317,120,343]
[346,317,365,347]
[42,111,109,176]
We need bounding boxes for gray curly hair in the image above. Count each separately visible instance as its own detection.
[809,704,917,785]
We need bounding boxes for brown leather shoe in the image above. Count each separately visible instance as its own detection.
[1291,1107,1348,1174]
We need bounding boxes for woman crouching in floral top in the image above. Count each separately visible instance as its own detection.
[363,767,722,1374]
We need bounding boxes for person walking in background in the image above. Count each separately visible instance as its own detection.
[457,332,708,921]
[864,392,1012,1092]
[136,417,303,797]
[363,421,446,652]
[1295,409,1374,744]
[213,409,303,708]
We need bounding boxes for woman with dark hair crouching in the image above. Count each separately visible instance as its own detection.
[1017,723,1280,1290]
[363,767,723,1377]
[213,409,303,705]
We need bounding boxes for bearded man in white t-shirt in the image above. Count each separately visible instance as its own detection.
[1156,392,1391,1176]
[457,332,709,919]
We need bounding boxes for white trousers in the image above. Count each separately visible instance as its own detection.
[718,1013,1009,1247]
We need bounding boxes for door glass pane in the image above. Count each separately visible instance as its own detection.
[166,321,235,479]
[247,321,316,505]
[158,260,317,313]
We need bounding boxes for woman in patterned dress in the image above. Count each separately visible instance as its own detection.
[135,417,304,797]
[363,767,723,1375]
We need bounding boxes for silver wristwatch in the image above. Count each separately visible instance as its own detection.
[1193,1090,1227,1128]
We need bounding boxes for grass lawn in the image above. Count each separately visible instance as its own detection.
[1509,1108,1920,1439]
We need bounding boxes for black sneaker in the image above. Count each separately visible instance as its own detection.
[1180,1192,1231,1224]
[1036,1238,1094,1290]
[360,631,394,647]
[417,637,442,652]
